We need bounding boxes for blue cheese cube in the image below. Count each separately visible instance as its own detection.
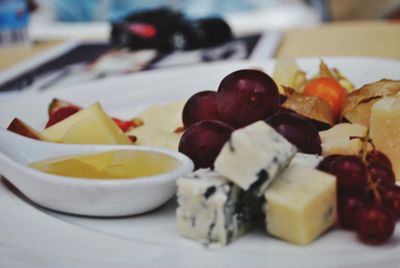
[264,164,337,245]
[214,121,297,196]
[176,169,255,248]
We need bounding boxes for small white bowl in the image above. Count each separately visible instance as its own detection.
[0,130,193,216]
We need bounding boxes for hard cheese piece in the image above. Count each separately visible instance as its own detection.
[42,102,132,145]
[176,169,255,248]
[319,123,367,156]
[214,121,297,196]
[290,153,322,168]
[370,95,400,179]
[264,164,336,245]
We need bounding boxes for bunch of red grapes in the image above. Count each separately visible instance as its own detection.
[178,69,321,169]
[318,149,400,245]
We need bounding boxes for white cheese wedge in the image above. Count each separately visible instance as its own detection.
[176,169,256,248]
[370,95,400,179]
[264,164,337,245]
[214,121,297,196]
[319,123,367,156]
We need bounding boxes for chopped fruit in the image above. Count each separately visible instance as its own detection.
[7,118,48,141]
[303,77,347,119]
[112,118,135,132]
[47,98,78,115]
[41,102,132,145]
[45,106,80,128]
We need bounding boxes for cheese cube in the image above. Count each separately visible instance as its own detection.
[214,121,297,196]
[370,95,400,179]
[319,123,367,156]
[176,169,256,248]
[264,164,336,245]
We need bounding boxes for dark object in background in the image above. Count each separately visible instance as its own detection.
[110,8,233,51]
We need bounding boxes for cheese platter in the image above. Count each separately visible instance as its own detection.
[1,57,400,267]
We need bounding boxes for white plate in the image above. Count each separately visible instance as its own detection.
[1,57,400,268]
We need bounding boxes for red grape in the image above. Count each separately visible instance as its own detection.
[216,69,279,128]
[317,154,343,174]
[279,94,288,104]
[178,120,234,169]
[355,204,395,245]
[265,111,321,154]
[368,164,396,188]
[384,185,400,219]
[331,156,368,196]
[182,91,220,128]
[367,150,392,170]
[338,195,365,230]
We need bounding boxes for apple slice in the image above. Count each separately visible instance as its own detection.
[45,106,81,128]
[41,102,132,145]
[48,98,78,115]
[7,118,49,141]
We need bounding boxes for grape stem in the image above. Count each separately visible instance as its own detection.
[356,131,382,205]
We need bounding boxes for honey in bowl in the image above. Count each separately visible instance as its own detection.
[29,150,180,179]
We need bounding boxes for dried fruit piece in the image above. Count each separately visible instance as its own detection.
[342,79,400,126]
[281,91,334,130]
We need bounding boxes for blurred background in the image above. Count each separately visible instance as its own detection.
[1,0,400,93]
[26,0,400,39]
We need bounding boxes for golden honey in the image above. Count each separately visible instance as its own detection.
[29,150,179,179]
